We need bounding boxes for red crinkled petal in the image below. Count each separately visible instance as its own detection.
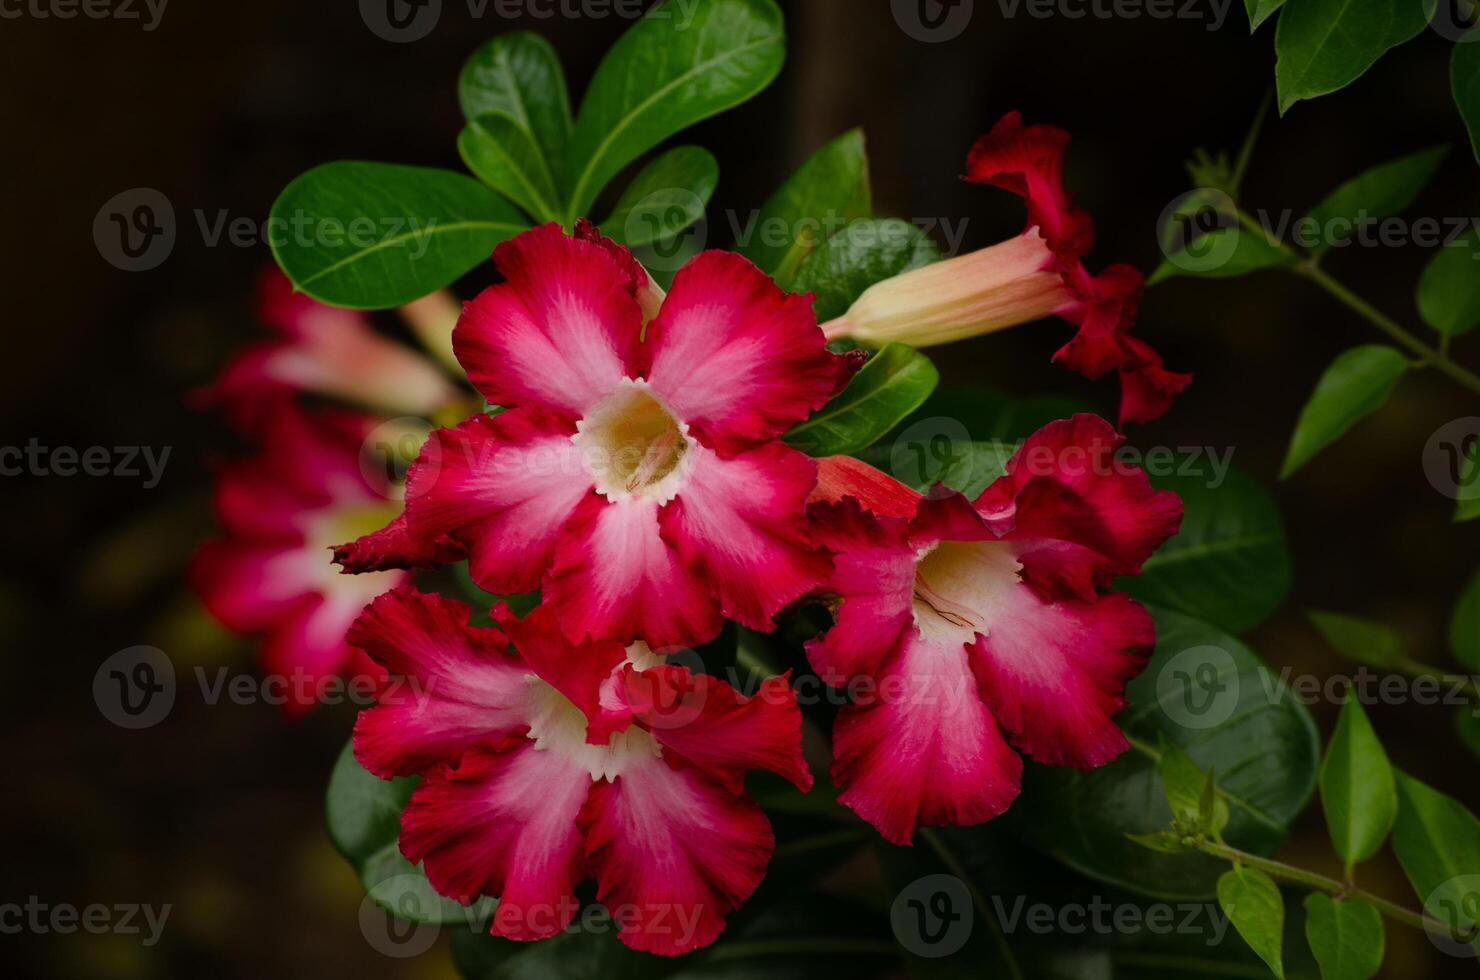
[965,111,1093,259]
[453,224,644,417]
[1118,337,1195,427]
[400,739,591,939]
[493,602,629,745]
[643,250,840,452]
[810,454,923,520]
[332,510,466,573]
[349,589,536,779]
[582,755,774,956]
[615,664,812,794]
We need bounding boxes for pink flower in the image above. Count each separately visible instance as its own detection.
[805,415,1182,844]
[820,113,1191,426]
[402,223,842,649]
[348,588,812,955]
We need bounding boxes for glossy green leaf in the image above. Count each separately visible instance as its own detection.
[1247,0,1286,29]
[1307,610,1406,669]
[271,162,529,309]
[892,385,1088,444]
[784,343,938,456]
[1012,607,1320,900]
[1149,226,1294,284]
[792,217,940,322]
[1157,739,1230,835]
[1304,146,1447,251]
[737,128,871,285]
[1417,231,1480,336]
[1320,699,1397,870]
[1451,565,1480,670]
[458,113,562,223]
[1273,0,1427,113]
[1455,37,1480,165]
[325,740,492,925]
[1303,894,1383,980]
[1124,463,1292,634]
[564,0,784,220]
[1392,772,1480,953]
[458,32,572,190]
[857,440,1014,500]
[1280,345,1408,478]
[598,145,717,247]
[1217,867,1286,979]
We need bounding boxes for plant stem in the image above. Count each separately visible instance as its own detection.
[1196,839,1459,938]
[918,828,1025,980]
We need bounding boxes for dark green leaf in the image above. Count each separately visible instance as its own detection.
[1124,463,1292,634]
[271,162,528,309]
[1417,231,1480,336]
[792,218,940,322]
[1306,610,1405,668]
[459,32,573,190]
[1157,740,1229,834]
[1247,0,1287,29]
[325,740,491,925]
[1319,699,1397,870]
[599,145,717,248]
[1012,607,1320,900]
[1454,37,1480,165]
[458,113,562,222]
[1451,565,1480,670]
[1391,772,1480,953]
[1274,0,1427,113]
[1280,346,1408,478]
[1304,146,1448,251]
[1127,831,1194,854]
[564,0,784,220]
[1302,894,1383,980]
[1149,226,1294,284]
[1456,708,1480,759]
[856,440,1014,500]
[737,129,871,285]
[1217,867,1286,979]
[893,385,1089,443]
[784,343,938,456]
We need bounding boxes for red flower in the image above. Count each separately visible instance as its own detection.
[399,224,841,649]
[348,589,811,955]
[806,415,1182,843]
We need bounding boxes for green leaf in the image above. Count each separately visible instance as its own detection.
[1157,740,1230,835]
[458,113,562,223]
[1454,37,1480,165]
[564,0,784,220]
[1304,146,1448,251]
[1280,345,1408,478]
[737,128,871,285]
[1011,607,1320,900]
[1456,708,1480,759]
[459,32,573,191]
[271,162,529,309]
[1302,894,1383,980]
[1307,610,1405,669]
[1319,699,1397,870]
[1217,867,1286,979]
[1451,565,1480,670]
[1247,0,1287,29]
[1417,231,1480,337]
[1124,463,1292,634]
[598,145,717,248]
[1273,0,1427,114]
[856,440,1014,500]
[1392,772,1480,952]
[325,740,492,925]
[791,217,940,322]
[1127,830,1194,854]
[1150,226,1294,284]
[892,384,1089,443]
[784,343,938,456]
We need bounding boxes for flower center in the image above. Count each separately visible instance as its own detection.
[573,379,693,503]
[911,539,1022,644]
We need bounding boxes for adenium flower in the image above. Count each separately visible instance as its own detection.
[400,223,843,649]
[805,414,1182,844]
[348,588,811,955]
[819,112,1191,426]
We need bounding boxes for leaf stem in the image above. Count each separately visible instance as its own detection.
[918,828,1025,980]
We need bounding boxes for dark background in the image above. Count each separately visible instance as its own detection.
[2,1,1477,977]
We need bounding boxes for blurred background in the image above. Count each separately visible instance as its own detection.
[3,1,1478,976]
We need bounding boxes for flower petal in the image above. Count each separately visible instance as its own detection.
[583,756,773,955]
[454,224,643,417]
[644,251,838,449]
[965,111,1092,258]
[349,590,537,778]
[493,602,629,745]
[333,510,467,573]
[404,408,593,596]
[400,739,591,940]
